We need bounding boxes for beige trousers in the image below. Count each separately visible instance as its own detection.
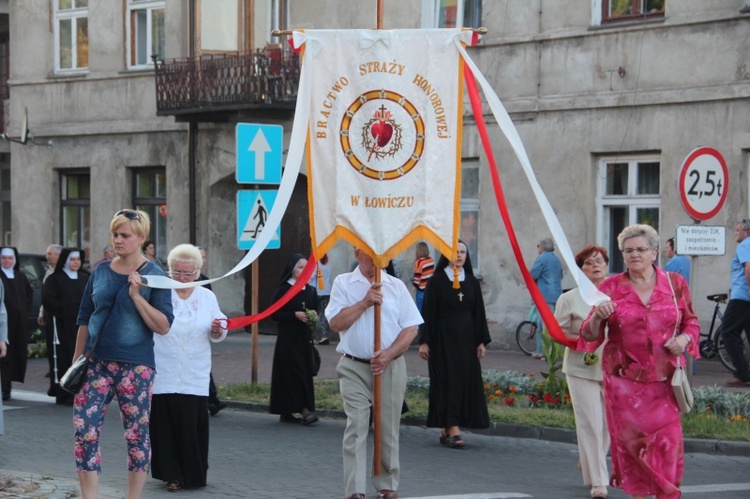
[567,374,610,487]
[337,355,406,497]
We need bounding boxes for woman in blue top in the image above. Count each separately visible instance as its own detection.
[72,209,174,499]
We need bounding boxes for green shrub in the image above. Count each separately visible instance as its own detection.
[27,329,46,359]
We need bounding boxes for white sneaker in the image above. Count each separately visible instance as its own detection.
[590,485,607,498]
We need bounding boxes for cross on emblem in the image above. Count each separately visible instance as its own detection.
[457,292,464,302]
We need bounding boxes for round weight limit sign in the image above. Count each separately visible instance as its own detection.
[679,147,729,221]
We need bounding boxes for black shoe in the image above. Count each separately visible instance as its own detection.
[209,401,228,416]
[280,413,302,424]
[301,408,319,426]
[44,371,51,379]
[318,337,330,345]
[2,391,10,401]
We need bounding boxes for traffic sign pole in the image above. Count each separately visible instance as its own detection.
[236,123,283,385]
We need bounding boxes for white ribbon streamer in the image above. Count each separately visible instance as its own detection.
[453,37,610,306]
[145,42,312,290]
[359,30,394,49]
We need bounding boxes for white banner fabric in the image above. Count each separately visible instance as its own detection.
[297,29,474,266]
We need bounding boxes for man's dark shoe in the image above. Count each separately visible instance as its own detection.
[209,401,227,416]
[318,337,330,345]
[346,494,365,499]
[378,490,398,499]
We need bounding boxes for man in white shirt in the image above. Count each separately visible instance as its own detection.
[327,248,423,499]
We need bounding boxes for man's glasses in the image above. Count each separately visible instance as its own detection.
[583,257,606,266]
[114,209,141,221]
[622,247,654,255]
[170,270,198,278]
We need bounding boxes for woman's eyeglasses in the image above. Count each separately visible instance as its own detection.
[583,257,606,266]
[170,270,198,278]
[114,209,141,221]
[622,247,654,255]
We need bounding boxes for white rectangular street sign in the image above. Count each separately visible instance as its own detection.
[237,190,280,250]
[675,225,725,256]
[236,123,283,184]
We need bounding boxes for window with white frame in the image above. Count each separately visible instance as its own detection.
[54,0,89,72]
[596,157,660,273]
[460,159,481,271]
[127,0,165,68]
[421,0,482,29]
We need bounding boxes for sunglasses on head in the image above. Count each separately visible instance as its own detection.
[115,209,141,221]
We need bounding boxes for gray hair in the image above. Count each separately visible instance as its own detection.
[167,243,203,272]
[47,244,62,254]
[538,238,555,252]
[741,219,750,232]
[617,224,659,251]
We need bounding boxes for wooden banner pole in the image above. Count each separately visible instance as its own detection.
[372,0,385,477]
[373,265,382,476]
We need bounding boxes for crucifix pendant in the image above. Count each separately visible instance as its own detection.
[457,292,464,302]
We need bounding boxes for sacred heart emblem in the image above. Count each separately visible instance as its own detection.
[371,120,393,148]
[370,107,394,148]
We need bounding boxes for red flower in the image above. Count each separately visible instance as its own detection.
[553,397,560,404]
[529,395,539,403]
[543,393,553,403]
[504,397,515,406]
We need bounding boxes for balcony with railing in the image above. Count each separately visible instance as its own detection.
[154,46,300,122]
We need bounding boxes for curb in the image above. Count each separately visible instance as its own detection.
[223,400,750,457]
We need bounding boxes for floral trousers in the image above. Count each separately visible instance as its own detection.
[73,358,155,473]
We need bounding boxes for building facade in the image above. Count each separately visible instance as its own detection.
[4,0,750,344]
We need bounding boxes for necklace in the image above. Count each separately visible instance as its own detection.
[628,271,655,285]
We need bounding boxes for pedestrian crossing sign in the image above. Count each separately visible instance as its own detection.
[237,190,280,250]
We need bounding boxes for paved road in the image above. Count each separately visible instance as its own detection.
[2,391,750,498]
[3,333,750,498]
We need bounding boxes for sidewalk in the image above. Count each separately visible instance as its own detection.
[21,331,747,394]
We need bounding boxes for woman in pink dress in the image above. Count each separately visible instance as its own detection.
[580,224,699,499]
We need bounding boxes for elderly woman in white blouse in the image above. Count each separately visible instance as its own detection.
[150,244,227,492]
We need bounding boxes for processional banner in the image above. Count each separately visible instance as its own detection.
[294,29,475,266]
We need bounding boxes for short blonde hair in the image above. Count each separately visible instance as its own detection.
[110,209,150,239]
[617,224,659,251]
[167,243,203,272]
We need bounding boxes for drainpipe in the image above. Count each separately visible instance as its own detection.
[188,0,197,244]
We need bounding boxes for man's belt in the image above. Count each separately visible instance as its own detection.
[342,353,402,364]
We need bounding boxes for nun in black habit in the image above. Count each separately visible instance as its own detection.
[418,240,491,448]
[41,248,89,404]
[269,253,319,425]
[0,246,33,400]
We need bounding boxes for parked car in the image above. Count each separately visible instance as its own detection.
[18,253,47,337]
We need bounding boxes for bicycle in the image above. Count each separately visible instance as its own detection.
[700,293,750,372]
[516,320,538,356]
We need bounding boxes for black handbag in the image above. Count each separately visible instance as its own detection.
[59,261,148,395]
[58,353,90,394]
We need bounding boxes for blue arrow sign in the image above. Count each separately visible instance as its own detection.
[237,190,280,250]
[236,124,283,184]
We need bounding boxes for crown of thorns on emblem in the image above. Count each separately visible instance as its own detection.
[360,105,403,160]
